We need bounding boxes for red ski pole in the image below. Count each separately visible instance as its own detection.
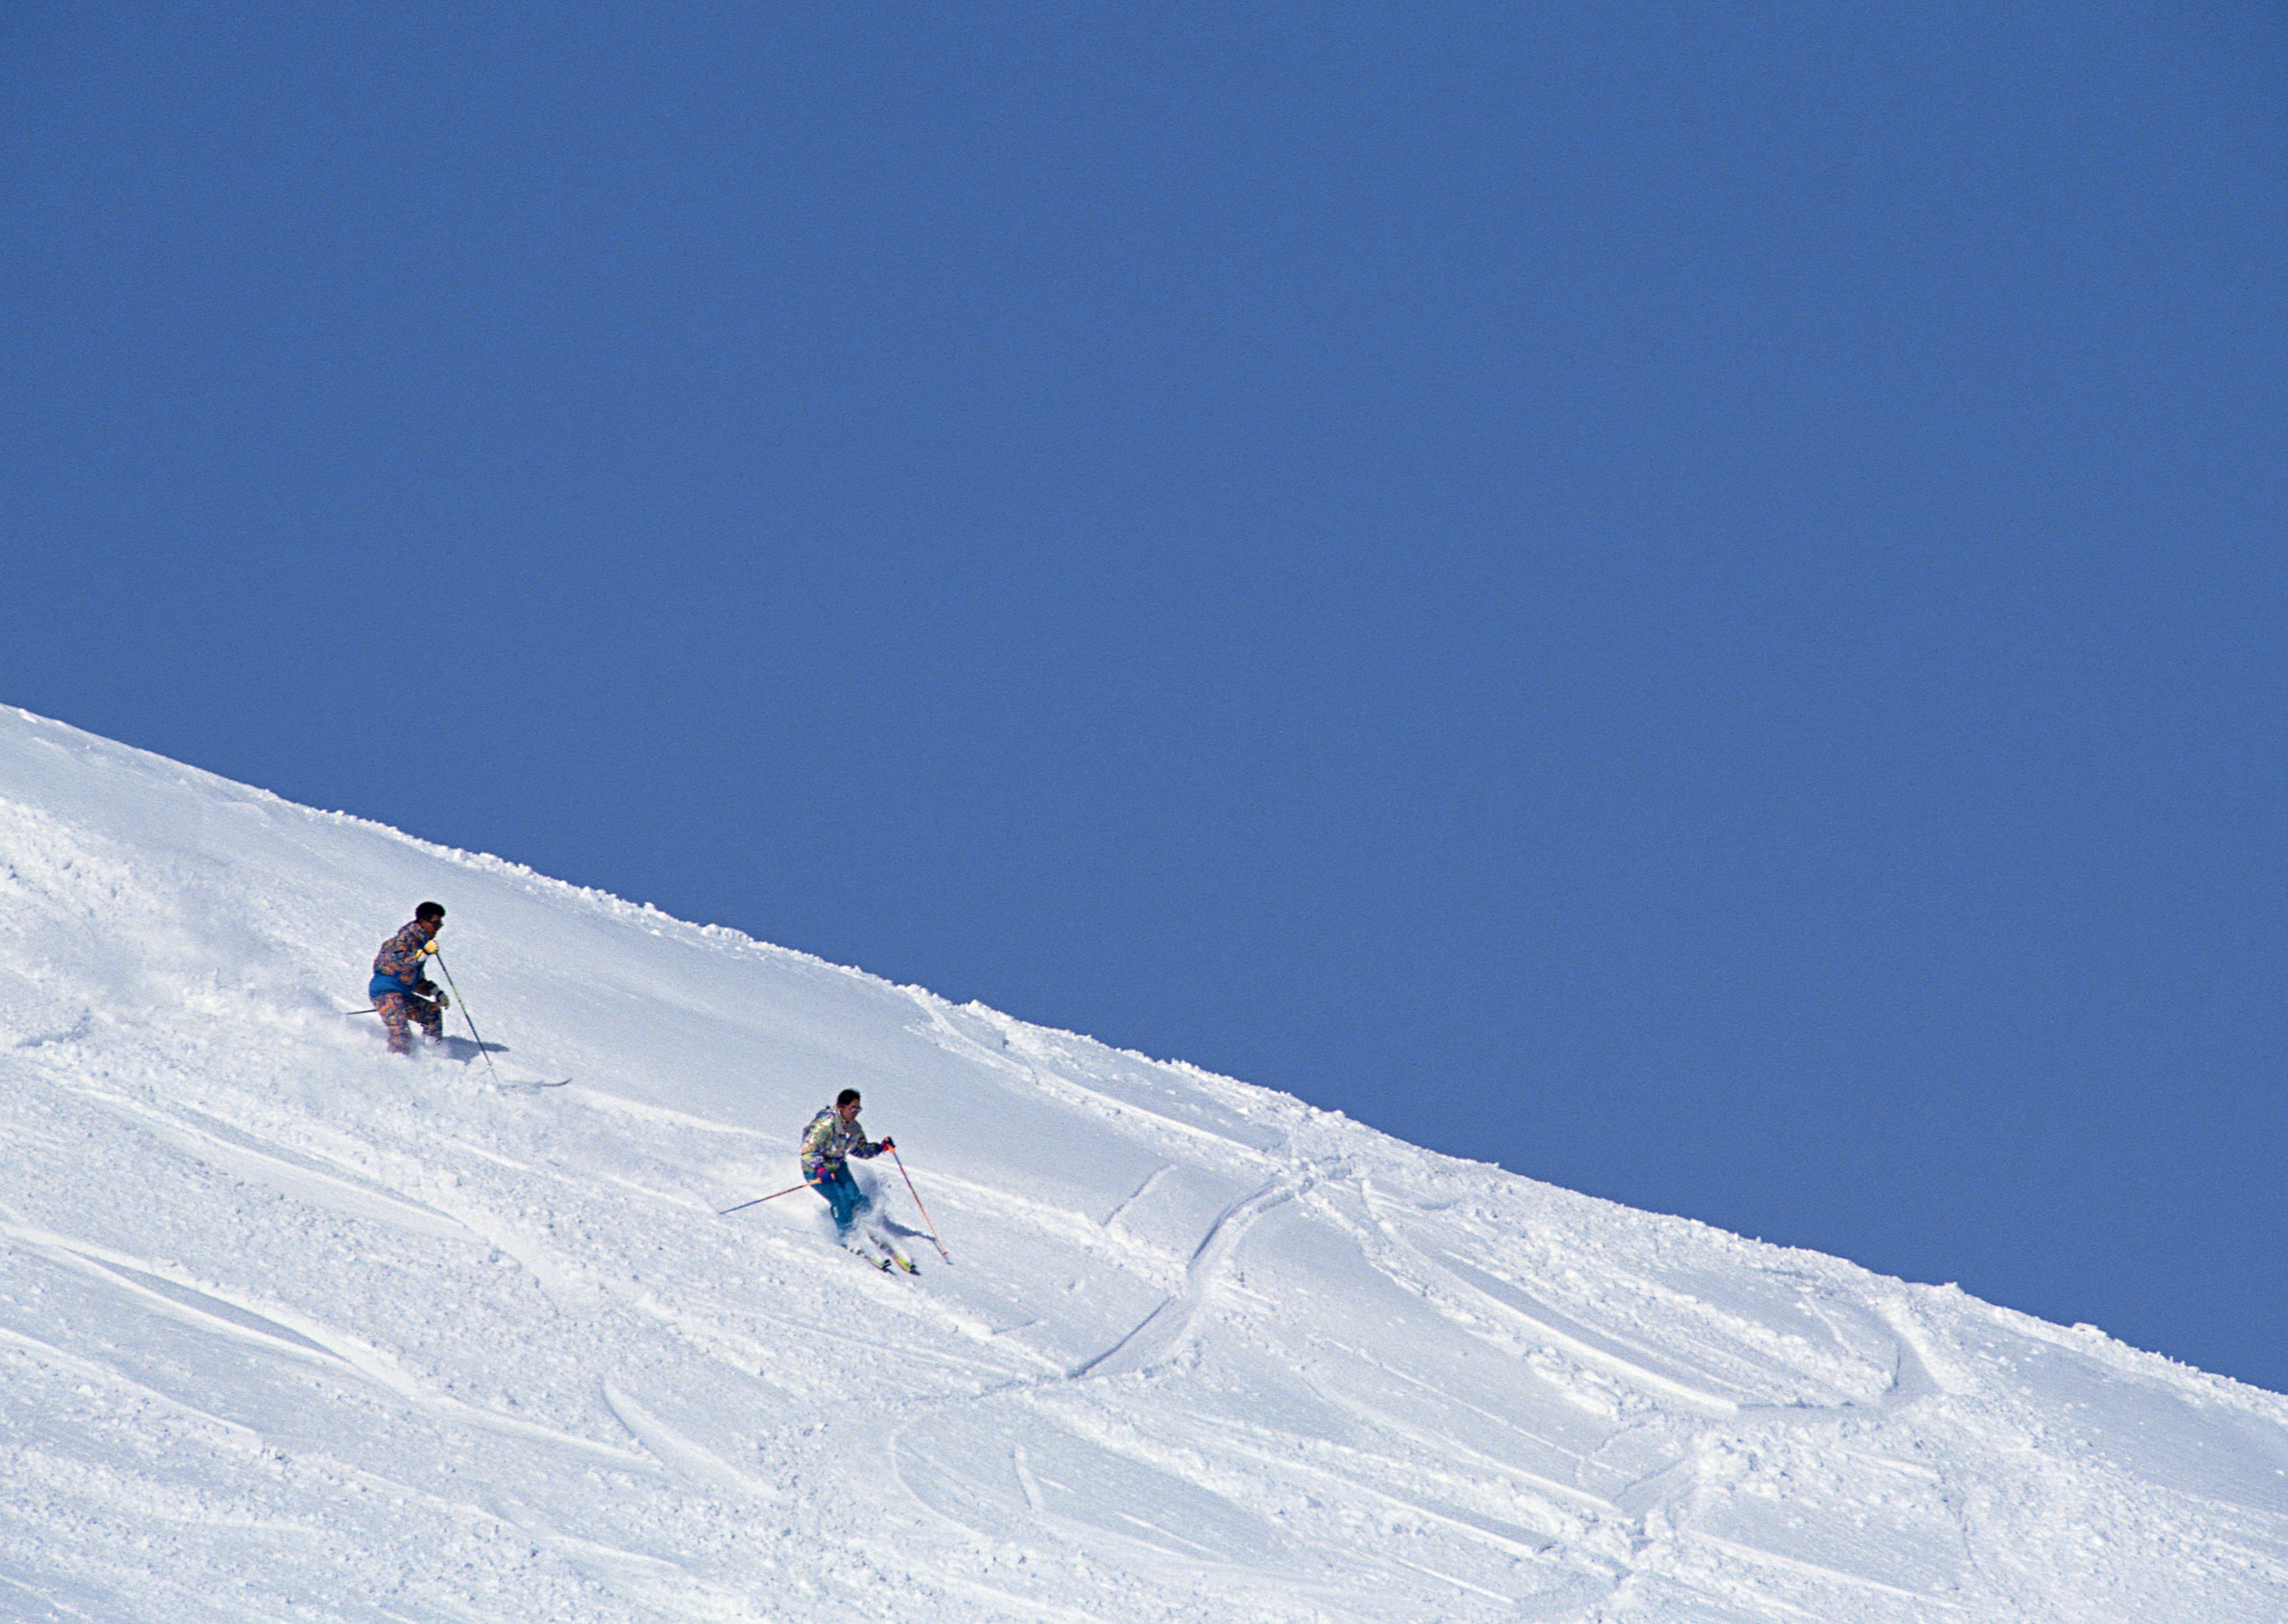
[891,1148,951,1263]
[718,1178,821,1216]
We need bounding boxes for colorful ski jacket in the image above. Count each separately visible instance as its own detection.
[800,1107,884,1177]
[369,919,440,1003]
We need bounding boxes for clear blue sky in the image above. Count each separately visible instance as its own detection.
[4,4,2283,1389]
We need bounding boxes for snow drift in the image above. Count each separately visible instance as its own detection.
[0,704,2283,1622]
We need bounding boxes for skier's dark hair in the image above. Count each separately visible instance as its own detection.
[415,901,445,922]
[836,1088,861,1107]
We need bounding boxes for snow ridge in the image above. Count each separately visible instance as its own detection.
[0,704,2284,1622]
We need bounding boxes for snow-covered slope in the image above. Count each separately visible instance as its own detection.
[0,707,2283,1624]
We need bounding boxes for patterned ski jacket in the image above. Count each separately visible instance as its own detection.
[369,919,440,1002]
[800,1107,884,1177]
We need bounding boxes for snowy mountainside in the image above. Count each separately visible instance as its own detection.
[0,703,2284,1623]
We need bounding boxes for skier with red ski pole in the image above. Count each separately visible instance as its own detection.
[719,1090,945,1271]
[790,1090,918,1271]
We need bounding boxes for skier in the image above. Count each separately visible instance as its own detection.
[370,902,450,1055]
[800,1089,895,1239]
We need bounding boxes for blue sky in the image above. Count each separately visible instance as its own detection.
[4,3,2283,1390]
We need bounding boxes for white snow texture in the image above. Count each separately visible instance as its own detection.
[0,704,2281,1623]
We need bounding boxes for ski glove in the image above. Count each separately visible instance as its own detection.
[877,1137,895,1153]
[433,990,450,1010]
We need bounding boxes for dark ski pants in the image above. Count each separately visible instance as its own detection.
[813,1163,871,1235]
[376,990,444,1055]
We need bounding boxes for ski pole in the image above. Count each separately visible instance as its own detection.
[890,1148,950,1263]
[718,1178,821,1216]
[428,950,503,1087]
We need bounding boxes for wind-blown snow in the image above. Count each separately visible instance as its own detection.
[0,705,2282,1623]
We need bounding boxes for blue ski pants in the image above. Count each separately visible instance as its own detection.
[812,1163,871,1234]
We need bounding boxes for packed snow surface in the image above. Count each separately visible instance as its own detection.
[1,707,2284,1623]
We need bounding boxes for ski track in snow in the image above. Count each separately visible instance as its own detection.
[2,705,2286,1622]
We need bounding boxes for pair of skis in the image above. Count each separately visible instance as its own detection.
[846,1238,919,1274]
